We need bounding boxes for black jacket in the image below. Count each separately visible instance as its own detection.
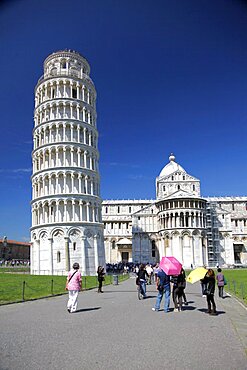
[202,275,215,295]
[137,270,148,281]
[171,272,186,288]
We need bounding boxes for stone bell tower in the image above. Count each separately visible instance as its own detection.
[30,50,105,275]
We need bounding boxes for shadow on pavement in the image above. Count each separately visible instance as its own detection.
[181,306,196,311]
[197,308,225,315]
[75,307,101,313]
[144,295,157,299]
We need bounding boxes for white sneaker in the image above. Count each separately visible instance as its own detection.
[202,295,206,298]
[174,308,179,312]
[152,308,158,312]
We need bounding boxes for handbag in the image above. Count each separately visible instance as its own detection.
[223,276,227,286]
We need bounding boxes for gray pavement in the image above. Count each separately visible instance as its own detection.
[0,276,246,370]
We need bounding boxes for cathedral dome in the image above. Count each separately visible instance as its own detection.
[159,154,186,178]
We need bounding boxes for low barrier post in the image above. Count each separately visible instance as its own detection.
[22,281,26,302]
[51,279,54,295]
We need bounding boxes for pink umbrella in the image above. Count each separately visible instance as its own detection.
[159,256,182,276]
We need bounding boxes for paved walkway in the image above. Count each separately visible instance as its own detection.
[0,276,246,370]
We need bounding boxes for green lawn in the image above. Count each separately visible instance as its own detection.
[0,272,129,305]
[222,269,247,304]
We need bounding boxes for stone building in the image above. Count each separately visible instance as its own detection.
[30,50,105,275]
[0,237,30,261]
[102,154,247,268]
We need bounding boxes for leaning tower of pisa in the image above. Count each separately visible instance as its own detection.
[30,50,105,275]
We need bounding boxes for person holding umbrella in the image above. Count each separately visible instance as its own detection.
[152,256,182,313]
[152,268,171,313]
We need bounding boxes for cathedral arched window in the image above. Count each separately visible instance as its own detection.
[112,241,116,249]
[61,61,67,69]
[105,206,108,214]
[163,186,166,191]
[178,185,180,190]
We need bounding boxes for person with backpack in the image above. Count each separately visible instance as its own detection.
[65,262,82,313]
[152,269,170,313]
[136,264,148,298]
[216,268,226,298]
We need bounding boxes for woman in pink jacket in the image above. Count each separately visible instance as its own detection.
[66,262,82,313]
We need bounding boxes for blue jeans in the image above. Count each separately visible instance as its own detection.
[154,285,170,312]
[140,280,146,297]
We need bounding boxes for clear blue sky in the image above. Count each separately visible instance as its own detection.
[0,0,247,241]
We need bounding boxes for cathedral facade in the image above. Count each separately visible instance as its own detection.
[102,154,247,268]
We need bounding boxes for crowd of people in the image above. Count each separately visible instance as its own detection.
[65,261,226,315]
[0,259,30,267]
[135,263,226,315]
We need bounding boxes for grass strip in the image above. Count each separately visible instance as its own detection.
[0,273,129,305]
[222,269,247,304]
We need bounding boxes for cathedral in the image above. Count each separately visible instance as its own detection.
[102,154,247,269]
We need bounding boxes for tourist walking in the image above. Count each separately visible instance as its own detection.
[97,266,105,293]
[136,264,148,298]
[152,269,170,312]
[145,264,153,284]
[153,263,160,283]
[216,268,225,298]
[66,262,82,313]
[202,269,217,315]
